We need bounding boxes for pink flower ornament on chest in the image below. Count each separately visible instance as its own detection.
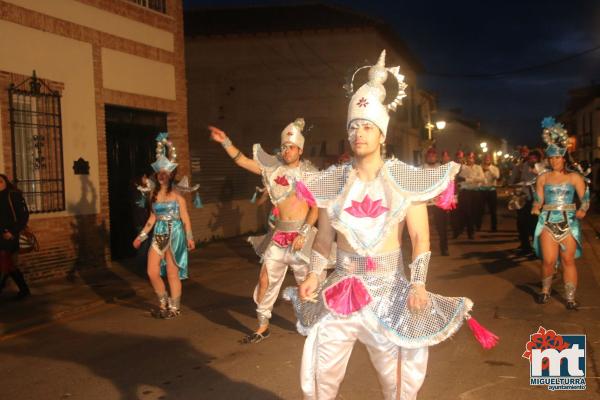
[274,176,290,186]
[344,194,389,218]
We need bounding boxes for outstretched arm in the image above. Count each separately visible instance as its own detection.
[209,126,261,175]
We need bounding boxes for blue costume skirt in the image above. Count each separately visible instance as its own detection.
[151,219,188,280]
[533,210,582,259]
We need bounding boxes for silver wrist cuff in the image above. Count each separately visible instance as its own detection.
[138,231,148,242]
[186,231,194,241]
[222,137,232,148]
[310,250,328,275]
[409,251,431,285]
[298,223,311,237]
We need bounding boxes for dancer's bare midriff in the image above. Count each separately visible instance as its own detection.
[275,193,310,222]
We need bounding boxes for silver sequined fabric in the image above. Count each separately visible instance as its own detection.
[299,159,460,256]
[248,219,316,264]
[253,144,317,205]
[409,251,430,285]
[284,249,472,349]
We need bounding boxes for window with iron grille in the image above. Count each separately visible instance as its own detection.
[128,0,167,13]
[8,71,65,213]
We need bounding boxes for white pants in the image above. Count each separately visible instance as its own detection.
[253,243,308,326]
[301,310,428,400]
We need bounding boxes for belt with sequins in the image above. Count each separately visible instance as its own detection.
[156,214,180,221]
[542,204,576,211]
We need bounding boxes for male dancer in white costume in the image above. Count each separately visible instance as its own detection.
[210,119,319,343]
[285,50,497,399]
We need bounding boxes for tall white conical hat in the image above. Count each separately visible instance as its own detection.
[280,118,306,149]
[346,50,407,138]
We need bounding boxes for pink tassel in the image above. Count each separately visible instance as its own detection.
[436,181,456,210]
[467,316,499,350]
[272,207,280,218]
[366,256,377,272]
[295,181,316,207]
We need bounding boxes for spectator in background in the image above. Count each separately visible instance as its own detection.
[478,154,500,232]
[455,152,484,240]
[0,173,31,300]
[441,150,452,165]
[511,149,542,254]
[451,150,466,237]
[423,148,450,255]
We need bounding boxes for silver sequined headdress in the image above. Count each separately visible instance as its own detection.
[280,118,306,149]
[151,132,178,173]
[345,50,408,138]
[541,117,568,157]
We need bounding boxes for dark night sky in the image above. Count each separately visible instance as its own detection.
[183,0,600,147]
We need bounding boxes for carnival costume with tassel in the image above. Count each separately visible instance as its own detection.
[243,119,321,329]
[283,50,498,400]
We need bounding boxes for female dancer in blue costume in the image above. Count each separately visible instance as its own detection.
[532,118,588,309]
[133,133,195,318]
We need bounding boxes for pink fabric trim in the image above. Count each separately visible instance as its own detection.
[366,256,377,272]
[435,181,457,210]
[272,231,299,247]
[295,181,316,207]
[324,276,372,315]
[274,176,290,186]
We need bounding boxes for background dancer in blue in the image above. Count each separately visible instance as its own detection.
[133,133,196,318]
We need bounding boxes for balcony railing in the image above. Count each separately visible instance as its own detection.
[128,0,166,14]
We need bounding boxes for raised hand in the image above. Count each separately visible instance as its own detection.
[208,126,227,143]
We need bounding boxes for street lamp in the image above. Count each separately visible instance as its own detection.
[425,120,446,140]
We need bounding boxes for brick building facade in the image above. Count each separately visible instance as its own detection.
[0,0,189,281]
[184,4,425,242]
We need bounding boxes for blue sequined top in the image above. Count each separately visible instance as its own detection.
[152,200,180,219]
[544,183,575,206]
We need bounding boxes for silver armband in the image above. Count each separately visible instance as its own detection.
[222,137,232,148]
[579,187,590,212]
[409,251,431,285]
[138,231,149,242]
[579,202,589,213]
[298,223,311,237]
[309,250,329,276]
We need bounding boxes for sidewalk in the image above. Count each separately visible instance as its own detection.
[0,237,254,338]
[0,259,145,337]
